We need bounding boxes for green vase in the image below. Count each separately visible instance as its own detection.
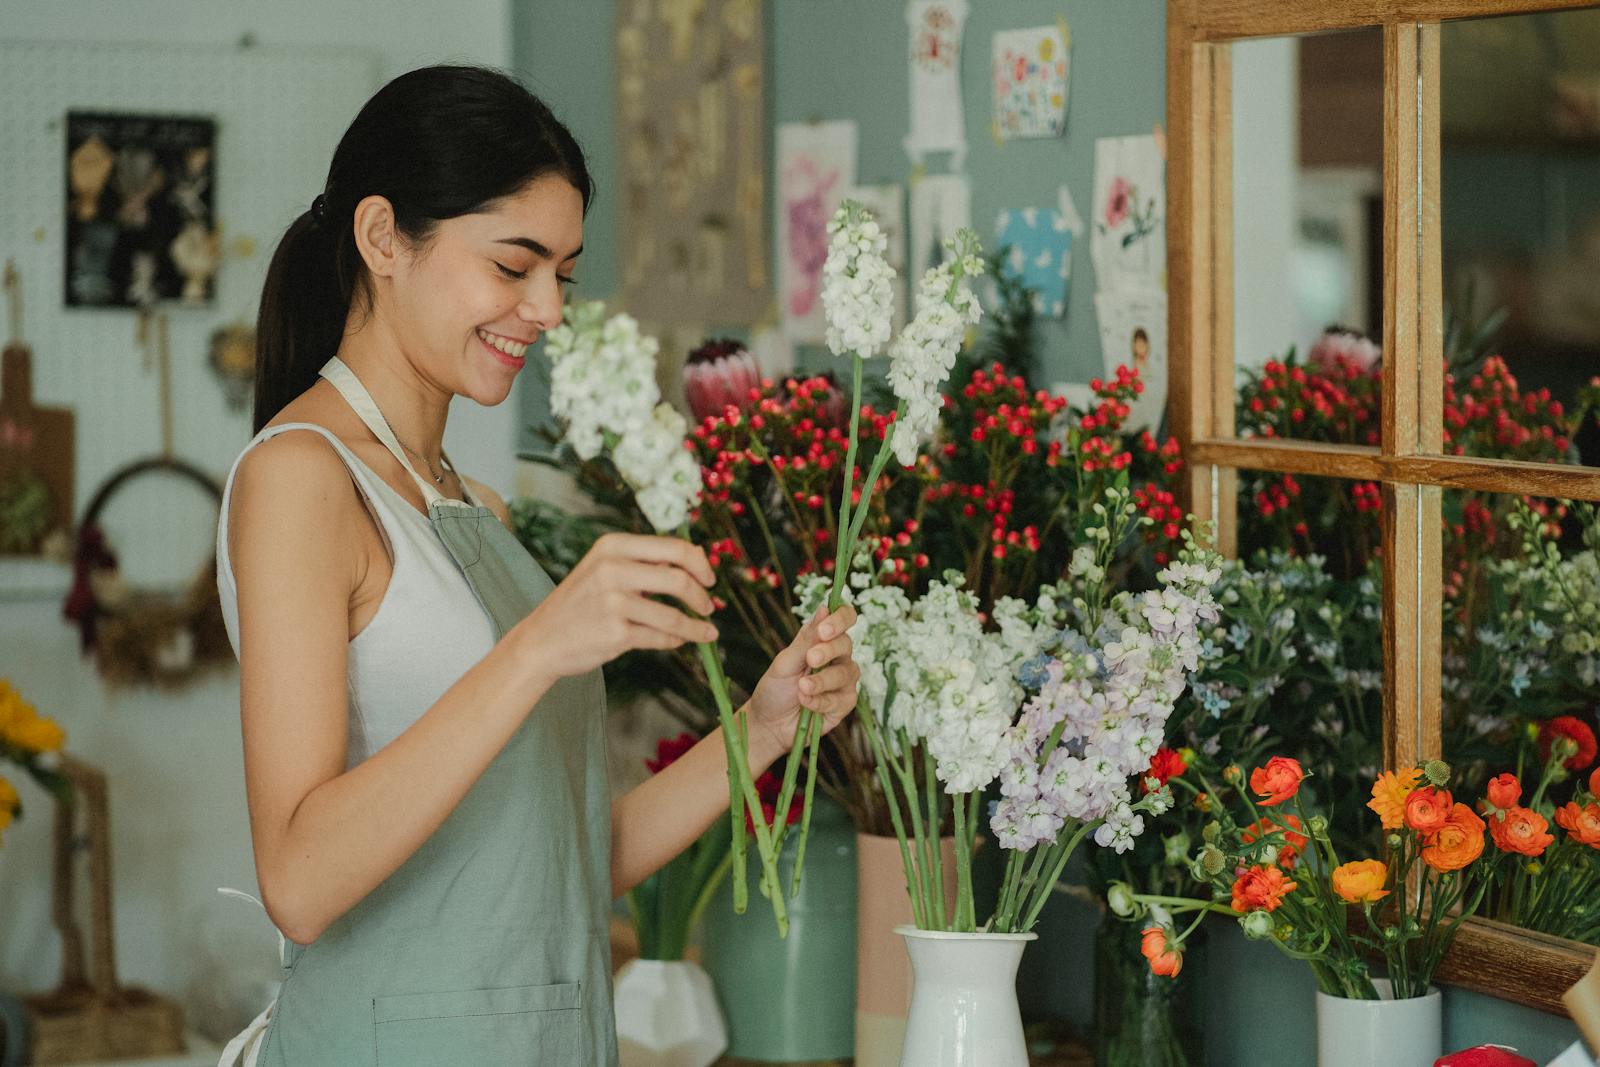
[1093,912,1204,1067]
[698,797,857,1061]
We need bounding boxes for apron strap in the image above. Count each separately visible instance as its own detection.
[318,357,469,509]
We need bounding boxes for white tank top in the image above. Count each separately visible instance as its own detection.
[215,423,498,767]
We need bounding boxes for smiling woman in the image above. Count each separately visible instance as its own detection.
[215,64,863,1067]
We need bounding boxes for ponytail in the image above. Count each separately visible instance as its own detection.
[251,65,592,431]
[253,208,358,431]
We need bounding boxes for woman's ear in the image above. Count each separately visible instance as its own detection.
[352,194,400,278]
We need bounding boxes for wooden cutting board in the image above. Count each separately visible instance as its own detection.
[0,343,76,555]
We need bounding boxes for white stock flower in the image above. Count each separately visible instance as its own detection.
[545,302,661,461]
[885,230,985,466]
[616,403,701,532]
[821,201,896,360]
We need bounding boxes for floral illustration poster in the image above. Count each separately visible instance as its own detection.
[1091,134,1165,295]
[776,119,857,343]
[995,207,1072,318]
[1095,287,1168,431]
[991,24,1070,141]
[904,0,968,167]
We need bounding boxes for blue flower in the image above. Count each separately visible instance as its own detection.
[1228,622,1251,650]
[1018,653,1053,690]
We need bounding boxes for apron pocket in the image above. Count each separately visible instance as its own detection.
[373,981,581,1064]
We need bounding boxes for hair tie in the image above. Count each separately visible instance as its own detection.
[310,193,329,225]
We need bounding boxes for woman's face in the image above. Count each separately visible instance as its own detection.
[388,172,584,407]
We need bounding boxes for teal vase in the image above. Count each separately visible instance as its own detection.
[698,797,857,1061]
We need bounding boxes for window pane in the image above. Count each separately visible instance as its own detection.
[1441,9,1600,469]
[1232,28,1385,446]
[1440,490,1600,946]
[1234,473,1385,855]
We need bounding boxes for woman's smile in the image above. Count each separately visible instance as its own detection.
[476,327,531,370]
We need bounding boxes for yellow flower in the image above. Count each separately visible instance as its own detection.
[1367,767,1423,830]
[0,679,64,753]
[8,713,64,753]
[1332,859,1390,903]
[0,774,18,841]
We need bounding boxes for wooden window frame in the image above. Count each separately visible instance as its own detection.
[1168,0,1600,1016]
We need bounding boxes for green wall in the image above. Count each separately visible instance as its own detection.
[513,3,1586,1060]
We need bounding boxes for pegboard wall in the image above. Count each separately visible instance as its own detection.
[0,38,379,580]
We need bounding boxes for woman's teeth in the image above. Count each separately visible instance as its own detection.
[477,329,528,359]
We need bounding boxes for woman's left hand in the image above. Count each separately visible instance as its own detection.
[745,604,860,766]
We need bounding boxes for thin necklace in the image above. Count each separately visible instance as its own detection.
[397,438,447,485]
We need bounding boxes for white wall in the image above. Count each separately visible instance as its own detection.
[0,1,514,1041]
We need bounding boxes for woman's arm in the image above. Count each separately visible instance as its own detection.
[233,434,718,943]
[610,606,860,896]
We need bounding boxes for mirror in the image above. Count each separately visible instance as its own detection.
[1440,8,1600,469]
[1231,28,1386,446]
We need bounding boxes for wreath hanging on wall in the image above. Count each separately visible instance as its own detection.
[61,456,232,690]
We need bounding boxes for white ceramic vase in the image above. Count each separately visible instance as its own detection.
[1315,979,1442,1067]
[613,958,727,1067]
[896,925,1037,1067]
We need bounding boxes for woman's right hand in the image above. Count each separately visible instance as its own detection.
[514,532,719,680]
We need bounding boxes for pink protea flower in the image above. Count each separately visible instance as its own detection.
[1307,328,1381,374]
[683,338,761,422]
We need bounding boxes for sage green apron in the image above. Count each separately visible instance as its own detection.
[246,358,615,1066]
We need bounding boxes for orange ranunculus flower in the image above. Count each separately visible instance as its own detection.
[1484,773,1522,812]
[1555,801,1600,849]
[1488,805,1554,857]
[1422,803,1486,872]
[1405,786,1454,834]
[1249,756,1304,807]
[1241,814,1308,869]
[1368,767,1424,829]
[1332,859,1390,903]
[1230,865,1298,913]
[1140,926,1183,978]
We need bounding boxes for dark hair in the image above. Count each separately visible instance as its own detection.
[253,65,592,431]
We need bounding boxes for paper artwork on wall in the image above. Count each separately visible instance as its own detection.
[904,0,969,168]
[846,183,907,329]
[776,119,858,344]
[1091,134,1166,295]
[908,174,971,283]
[616,0,768,326]
[1094,288,1168,432]
[64,112,217,308]
[991,24,1070,141]
[995,206,1072,319]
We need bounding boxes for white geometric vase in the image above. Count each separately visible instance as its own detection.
[614,958,728,1067]
[1315,979,1442,1067]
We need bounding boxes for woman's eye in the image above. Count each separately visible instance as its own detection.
[494,262,528,280]
[557,276,577,288]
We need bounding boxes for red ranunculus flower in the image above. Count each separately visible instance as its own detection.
[1539,716,1598,771]
[1141,746,1188,792]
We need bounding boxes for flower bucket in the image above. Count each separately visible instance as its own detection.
[613,958,726,1067]
[699,796,856,1061]
[896,925,1036,1067]
[855,833,959,1067]
[1315,979,1442,1067]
